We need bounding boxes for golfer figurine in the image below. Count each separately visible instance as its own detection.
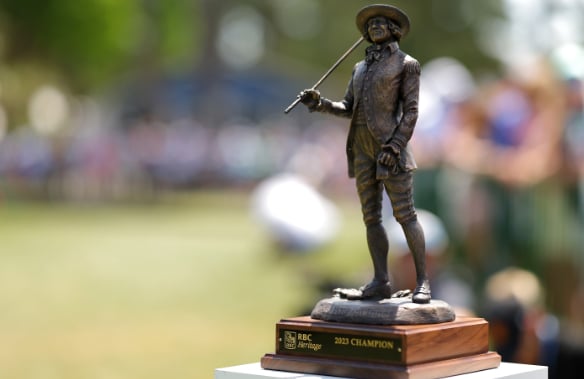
[298,4,430,303]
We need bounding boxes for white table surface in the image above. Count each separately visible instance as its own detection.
[215,361,547,379]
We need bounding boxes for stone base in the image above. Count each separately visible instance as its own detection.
[311,296,455,325]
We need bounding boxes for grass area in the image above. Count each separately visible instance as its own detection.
[0,190,369,379]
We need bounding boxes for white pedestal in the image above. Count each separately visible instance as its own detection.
[215,362,547,379]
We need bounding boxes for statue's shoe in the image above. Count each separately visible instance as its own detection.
[412,280,431,304]
[333,280,392,301]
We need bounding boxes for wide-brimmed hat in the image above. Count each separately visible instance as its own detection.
[356,4,410,42]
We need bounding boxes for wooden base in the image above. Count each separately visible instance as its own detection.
[261,316,501,379]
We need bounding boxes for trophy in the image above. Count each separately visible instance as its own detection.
[261,5,501,378]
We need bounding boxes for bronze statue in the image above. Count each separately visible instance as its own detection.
[297,4,430,304]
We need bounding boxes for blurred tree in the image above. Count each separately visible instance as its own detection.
[0,0,202,125]
[0,0,143,91]
[0,0,503,126]
[0,0,504,90]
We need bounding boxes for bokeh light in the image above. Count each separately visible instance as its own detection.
[273,0,321,40]
[28,85,69,135]
[216,6,265,70]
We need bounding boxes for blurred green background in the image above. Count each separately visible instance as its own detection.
[1,0,584,378]
[0,191,369,378]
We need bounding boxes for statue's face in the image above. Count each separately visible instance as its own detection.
[367,16,392,44]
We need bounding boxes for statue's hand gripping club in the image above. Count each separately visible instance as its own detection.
[298,89,321,111]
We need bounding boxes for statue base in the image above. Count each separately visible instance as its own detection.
[311,296,456,325]
[261,316,501,379]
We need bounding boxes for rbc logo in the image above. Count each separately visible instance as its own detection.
[284,331,297,350]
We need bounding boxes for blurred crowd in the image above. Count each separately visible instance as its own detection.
[407,52,584,376]
[411,54,584,294]
[409,53,584,376]
[0,99,349,201]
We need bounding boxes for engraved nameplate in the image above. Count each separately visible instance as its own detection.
[277,328,403,364]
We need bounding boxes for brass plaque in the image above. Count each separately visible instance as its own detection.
[277,328,403,364]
